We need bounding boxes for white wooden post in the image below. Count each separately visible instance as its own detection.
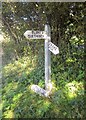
[44,24,51,90]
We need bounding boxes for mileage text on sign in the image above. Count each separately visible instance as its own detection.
[48,42,59,55]
[24,30,45,39]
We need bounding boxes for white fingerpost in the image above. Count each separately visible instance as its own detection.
[44,24,51,90]
[24,24,59,97]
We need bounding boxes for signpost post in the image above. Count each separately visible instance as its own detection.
[44,24,51,90]
[24,24,59,97]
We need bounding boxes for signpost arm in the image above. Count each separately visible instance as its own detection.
[44,24,51,90]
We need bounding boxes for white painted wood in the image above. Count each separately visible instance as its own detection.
[48,42,59,55]
[44,24,51,90]
[24,30,45,39]
[31,85,49,97]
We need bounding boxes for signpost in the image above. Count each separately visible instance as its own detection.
[24,24,59,97]
[44,24,51,90]
[24,30,45,39]
[48,42,59,55]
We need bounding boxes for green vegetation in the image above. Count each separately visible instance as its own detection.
[1,2,85,118]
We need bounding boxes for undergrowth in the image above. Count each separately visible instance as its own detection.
[1,38,85,118]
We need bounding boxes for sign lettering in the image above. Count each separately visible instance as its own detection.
[48,42,59,55]
[24,30,45,39]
